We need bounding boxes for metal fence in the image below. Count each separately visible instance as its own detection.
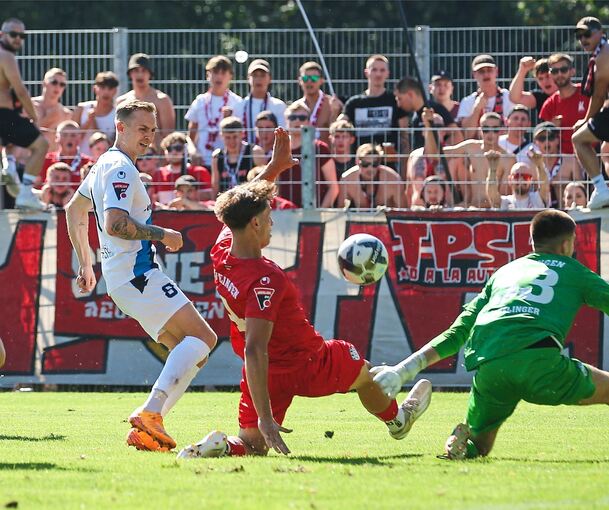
[18,25,589,130]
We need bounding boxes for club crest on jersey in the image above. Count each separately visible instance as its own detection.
[260,276,270,285]
[117,170,126,179]
[254,287,275,310]
[112,182,129,200]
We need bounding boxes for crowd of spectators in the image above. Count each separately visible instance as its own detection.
[3,17,608,213]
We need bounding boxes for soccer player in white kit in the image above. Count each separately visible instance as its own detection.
[65,100,217,451]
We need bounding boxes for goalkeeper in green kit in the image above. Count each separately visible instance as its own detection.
[373,209,609,459]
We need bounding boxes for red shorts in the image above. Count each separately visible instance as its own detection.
[238,339,365,429]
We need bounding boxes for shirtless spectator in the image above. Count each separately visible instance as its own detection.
[532,121,582,208]
[457,54,515,139]
[186,56,241,166]
[295,61,338,144]
[232,59,286,144]
[252,110,277,166]
[539,53,589,154]
[486,149,550,210]
[338,143,404,208]
[443,112,516,208]
[168,174,212,211]
[563,181,587,209]
[32,68,72,152]
[40,162,73,208]
[87,132,110,162]
[329,119,356,175]
[277,102,339,208]
[406,110,463,207]
[429,71,460,120]
[39,120,92,187]
[0,17,50,210]
[395,76,461,150]
[73,71,118,156]
[154,131,212,204]
[341,55,409,154]
[136,146,160,178]
[139,172,167,211]
[117,53,176,147]
[509,57,558,114]
[498,105,533,163]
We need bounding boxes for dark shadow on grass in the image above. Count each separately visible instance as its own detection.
[0,462,98,473]
[291,453,422,465]
[498,457,609,465]
[0,434,66,442]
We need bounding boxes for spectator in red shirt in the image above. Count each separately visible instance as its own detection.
[39,120,92,188]
[135,146,160,178]
[509,57,558,114]
[539,53,590,154]
[168,174,213,211]
[329,119,357,175]
[40,162,74,208]
[277,102,339,207]
[154,132,212,204]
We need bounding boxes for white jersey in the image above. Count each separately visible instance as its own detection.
[78,100,116,156]
[500,191,546,210]
[77,147,157,294]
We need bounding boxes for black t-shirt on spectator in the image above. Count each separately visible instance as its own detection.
[343,91,407,146]
[410,100,454,150]
[532,90,549,112]
[334,158,356,176]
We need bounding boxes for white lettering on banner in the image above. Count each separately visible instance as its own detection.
[84,300,126,319]
[193,301,225,320]
[163,252,205,294]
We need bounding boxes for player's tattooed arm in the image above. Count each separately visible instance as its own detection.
[105,208,165,241]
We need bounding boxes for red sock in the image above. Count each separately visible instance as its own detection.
[374,400,398,422]
[226,436,247,456]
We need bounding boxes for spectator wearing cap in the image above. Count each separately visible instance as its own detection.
[73,71,118,155]
[232,59,286,144]
[329,119,357,175]
[533,121,582,208]
[31,68,72,152]
[117,53,176,148]
[295,61,340,144]
[395,76,461,151]
[429,71,460,120]
[572,16,609,209]
[539,53,590,154]
[509,57,558,114]
[168,174,212,211]
[457,54,515,139]
[338,143,405,209]
[186,55,242,167]
[341,54,409,154]
[38,119,93,188]
[486,148,550,210]
[154,131,212,205]
[88,132,110,162]
[252,110,278,166]
[498,105,533,164]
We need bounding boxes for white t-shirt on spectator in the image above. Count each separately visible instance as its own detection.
[79,101,116,156]
[185,90,242,166]
[500,191,545,210]
[232,95,286,143]
[498,135,533,166]
[456,89,514,123]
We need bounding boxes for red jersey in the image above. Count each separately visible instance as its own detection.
[539,84,589,154]
[39,152,93,188]
[153,164,212,204]
[211,227,324,373]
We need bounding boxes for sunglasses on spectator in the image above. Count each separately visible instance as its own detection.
[510,172,533,181]
[360,161,380,168]
[48,79,67,88]
[550,66,571,75]
[167,144,185,152]
[300,75,321,83]
[287,114,309,121]
[7,31,26,39]
[481,126,501,133]
[576,30,597,40]
[535,133,557,142]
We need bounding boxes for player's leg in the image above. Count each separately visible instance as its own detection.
[17,134,49,210]
[572,117,609,209]
[576,364,609,405]
[0,336,5,368]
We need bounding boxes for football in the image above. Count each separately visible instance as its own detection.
[337,234,389,285]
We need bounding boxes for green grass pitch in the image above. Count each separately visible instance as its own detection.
[0,390,608,509]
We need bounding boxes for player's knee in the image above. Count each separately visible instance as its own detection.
[198,327,217,350]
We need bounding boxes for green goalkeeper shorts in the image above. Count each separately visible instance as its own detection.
[466,347,595,436]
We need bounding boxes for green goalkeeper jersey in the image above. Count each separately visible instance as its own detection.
[430,252,609,370]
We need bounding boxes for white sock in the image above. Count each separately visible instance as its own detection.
[143,336,210,414]
[386,407,406,433]
[161,365,200,417]
[592,174,608,192]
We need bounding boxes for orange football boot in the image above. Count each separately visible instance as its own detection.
[128,410,177,450]
[126,428,170,452]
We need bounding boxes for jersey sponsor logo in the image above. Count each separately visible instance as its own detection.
[578,101,585,113]
[112,182,129,200]
[348,344,361,361]
[253,287,275,310]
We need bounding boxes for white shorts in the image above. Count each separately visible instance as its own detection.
[110,268,190,341]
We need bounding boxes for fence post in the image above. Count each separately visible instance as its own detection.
[301,126,316,210]
[414,25,430,88]
[113,27,129,96]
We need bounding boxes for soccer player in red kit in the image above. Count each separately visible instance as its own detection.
[177,128,431,458]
